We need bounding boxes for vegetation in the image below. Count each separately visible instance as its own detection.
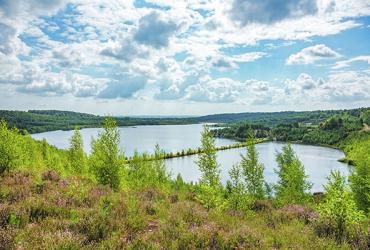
[89,118,124,191]
[214,107,370,148]
[240,129,266,200]
[67,128,87,174]
[345,132,370,213]
[274,144,312,205]
[0,110,195,134]
[1,107,368,135]
[317,171,366,244]
[0,114,369,249]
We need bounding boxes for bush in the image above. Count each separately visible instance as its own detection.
[317,171,366,243]
[0,121,23,174]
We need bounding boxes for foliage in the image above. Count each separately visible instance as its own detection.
[317,171,366,242]
[68,128,87,174]
[214,108,369,148]
[0,109,195,134]
[274,144,312,205]
[125,147,171,190]
[1,107,368,135]
[89,117,124,191]
[196,125,220,187]
[240,129,266,200]
[195,183,225,211]
[195,125,225,210]
[0,120,69,175]
[0,121,23,174]
[226,164,252,211]
[346,133,370,213]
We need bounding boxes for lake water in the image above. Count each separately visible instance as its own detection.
[32,124,349,192]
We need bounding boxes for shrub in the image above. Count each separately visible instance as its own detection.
[226,164,252,212]
[0,121,22,174]
[317,171,366,243]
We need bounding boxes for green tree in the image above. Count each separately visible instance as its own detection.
[348,135,370,213]
[196,125,220,187]
[318,171,365,242]
[89,117,123,191]
[68,128,87,174]
[227,164,251,211]
[0,121,22,174]
[152,144,170,183]
[195,125,223,210]
[274,144,312,204]
[240,129,266,200]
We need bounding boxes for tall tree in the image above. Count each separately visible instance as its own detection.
[274,144,312,204]
[89,117,123,191]
[196,125,220,187]
[240,129,266,199]
[68,127,87,174]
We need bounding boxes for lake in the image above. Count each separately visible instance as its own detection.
[32,124,349,192]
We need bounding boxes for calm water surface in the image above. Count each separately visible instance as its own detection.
[32,124,349,192]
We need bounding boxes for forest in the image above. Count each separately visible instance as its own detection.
[1,107,368,134]
[0,112,369,249]
[213,107,370,148]
[0,110,194,134]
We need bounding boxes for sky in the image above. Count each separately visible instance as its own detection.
[0,0,370,116]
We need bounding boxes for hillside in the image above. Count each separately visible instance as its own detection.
[0,107,369,134]
[0,110,195,134]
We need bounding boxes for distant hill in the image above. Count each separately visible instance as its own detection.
[0,107,368,134]
[195,108,368,126]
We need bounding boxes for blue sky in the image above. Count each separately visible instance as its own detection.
[0,0,370,115]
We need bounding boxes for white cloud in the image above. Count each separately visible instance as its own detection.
[332,55,370,69]
[185,77,244,103]
[286,44,340,65]
[0,0,369,111]
[283,71,370,103]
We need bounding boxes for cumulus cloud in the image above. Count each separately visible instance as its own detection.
[134,11,178,49]
[185,77,244,103]
[98,76,147,99]
[283,71,370,103]
[230,0,318,25]
[101,40,149,63]
[211,57,237,71]
[0,0,66,19]
[16,70,104,97]
[0,0,369,111]
[285,73,319,94]
[286,44,340,65]
[0,23,17,55]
